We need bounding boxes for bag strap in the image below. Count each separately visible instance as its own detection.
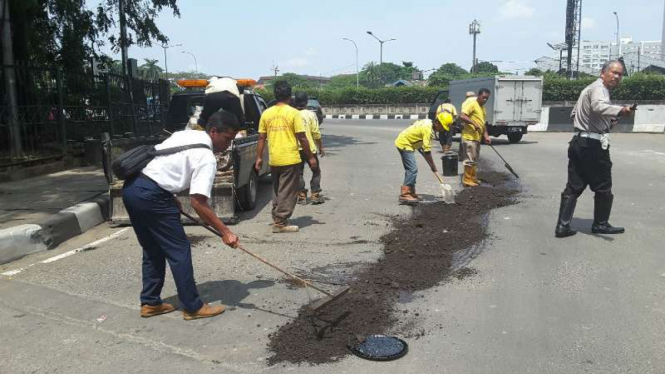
[151,143,211,157]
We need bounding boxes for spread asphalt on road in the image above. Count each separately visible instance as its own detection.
[1,120,664,373]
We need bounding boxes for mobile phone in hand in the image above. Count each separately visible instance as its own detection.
[630,103,638,111]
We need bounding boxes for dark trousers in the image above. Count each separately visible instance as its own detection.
[198,91,245,126]
[563,136,612,197]
[298,151,321,193]
[439,129,453,147]
[122,176,204,312]
[271,164,301,225]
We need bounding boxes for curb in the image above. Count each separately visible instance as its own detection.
[326,114,428,120]
[0,195,109,265]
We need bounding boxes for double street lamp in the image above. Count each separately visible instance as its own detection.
[342,38,359,89]
[160,43,182,79]
[366,31,396,65]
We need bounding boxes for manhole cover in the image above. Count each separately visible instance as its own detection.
[349,335,408,361]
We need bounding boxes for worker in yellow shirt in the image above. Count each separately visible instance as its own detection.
[293,92,325,205]
[255,82,318,233]
[394,114,450,204]
[459,88,492,187]
[458,91,477,159]
[435,98,458,154]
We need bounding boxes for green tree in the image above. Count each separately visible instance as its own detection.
[525,68,544,76]
[272,73,315,89]
[427,63,468,87]
[474,61,499,74]
[327,74,358,89]
[139,59,163,80]
[8,0,180,73]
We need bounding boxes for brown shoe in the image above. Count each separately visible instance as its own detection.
[140,302,176,318]
[272,223,299,233]
[183,303,225,321]
[310,191,325,205]
[399,186,419,204]
[297,190,308,205]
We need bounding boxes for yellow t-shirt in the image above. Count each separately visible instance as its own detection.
[461,99,487,142]
[258,104,305,166]
[436,103,458,117]
[461,97,476,112]
[394,119,434,152]
[298,110,320,153]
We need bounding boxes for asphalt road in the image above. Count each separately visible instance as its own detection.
[1,120,664,373]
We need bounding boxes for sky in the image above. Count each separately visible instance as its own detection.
[97,0,665,78]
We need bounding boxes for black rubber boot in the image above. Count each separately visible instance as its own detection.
[591,193,625,234]
[555,193,578,238]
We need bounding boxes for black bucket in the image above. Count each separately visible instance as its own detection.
[442,153,458,176]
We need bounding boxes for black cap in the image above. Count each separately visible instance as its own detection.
[294,91,308,108]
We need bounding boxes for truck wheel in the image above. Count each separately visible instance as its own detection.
[236,171,258,211]
[508,133,523,143]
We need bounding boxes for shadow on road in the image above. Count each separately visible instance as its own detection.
[289,215,325,229]
[163,279,275,309]
[236,176,272,222]
[571,217,615,242]
[323,134,377,152]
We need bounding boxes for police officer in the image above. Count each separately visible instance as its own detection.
[555,60,635,238]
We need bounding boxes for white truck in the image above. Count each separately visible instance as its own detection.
[448,75,543,143]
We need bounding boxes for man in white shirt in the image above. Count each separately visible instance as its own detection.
[123,111,240,320]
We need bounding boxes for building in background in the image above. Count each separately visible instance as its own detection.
[537,37,665,76]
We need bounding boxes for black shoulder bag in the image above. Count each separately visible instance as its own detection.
[112,143,211,180]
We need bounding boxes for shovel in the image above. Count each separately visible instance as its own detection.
[433,172,455,204]
[178,209,350,313]
[489,144,520,179]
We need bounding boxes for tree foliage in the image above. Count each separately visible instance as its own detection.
[8,0,180,73]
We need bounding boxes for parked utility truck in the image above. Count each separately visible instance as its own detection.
[447,76,543,143]
[104,78,270,225]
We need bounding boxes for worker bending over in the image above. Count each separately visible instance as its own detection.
[395,114,449,204]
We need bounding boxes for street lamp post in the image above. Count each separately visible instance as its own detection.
[547,42,566,73]
[181,51,198,74]
[342,38,359,89]
[613,12,621,57]
[366,31,396,65]
[160,43,182,79]
[469,20,481,74]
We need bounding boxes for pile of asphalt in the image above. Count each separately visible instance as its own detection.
[267,169,518,365]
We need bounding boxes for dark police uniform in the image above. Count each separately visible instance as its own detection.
[555,78,626,238]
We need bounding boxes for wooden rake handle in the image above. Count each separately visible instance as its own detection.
[433,171,445,184]
[178,210,333,297]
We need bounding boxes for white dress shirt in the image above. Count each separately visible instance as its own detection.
[142,130,217,198]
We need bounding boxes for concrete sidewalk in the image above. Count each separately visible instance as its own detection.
[0,167,109,264]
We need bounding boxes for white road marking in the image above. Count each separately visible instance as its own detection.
[1,228,130,276]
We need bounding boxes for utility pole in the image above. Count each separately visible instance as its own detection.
[613,11,621,57]
[1,0,22,157]
[469,20,481,74]
[343,38,359,89]
[119,0,128,76]
[271,62,280,77]
[576,0,582,78]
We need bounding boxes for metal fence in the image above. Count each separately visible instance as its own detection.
[0,63,170,166]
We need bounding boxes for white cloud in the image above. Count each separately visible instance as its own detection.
[581,17,596,30]
[499,0,535,20]
[304,47,318,57]
[284,57,310,68]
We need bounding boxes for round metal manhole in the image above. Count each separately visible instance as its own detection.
[349,335,408,361]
